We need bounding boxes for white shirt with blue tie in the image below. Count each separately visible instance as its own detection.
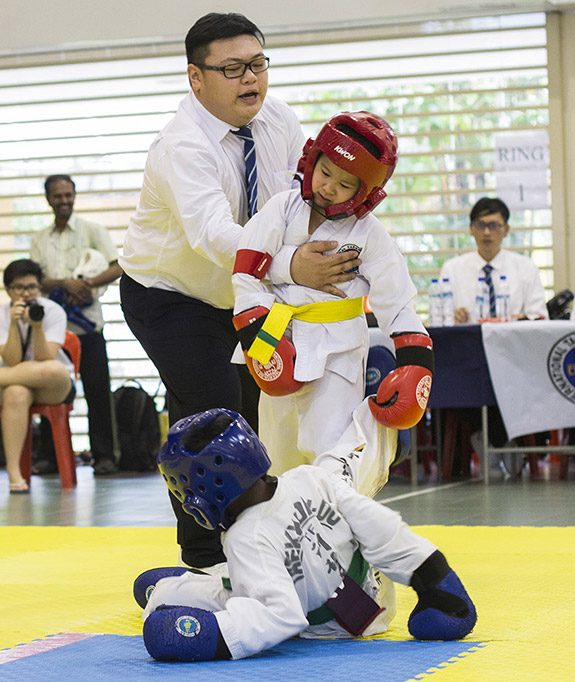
[439,249,548,321]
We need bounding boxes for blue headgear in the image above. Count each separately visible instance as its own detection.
[157,408,271,530]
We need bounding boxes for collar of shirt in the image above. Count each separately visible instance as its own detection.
[49,212,78,235]
[475,248,506,272]
[186,90,265,144]
[309,213,358,240]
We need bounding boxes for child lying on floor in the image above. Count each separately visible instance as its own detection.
[134,408,477,661]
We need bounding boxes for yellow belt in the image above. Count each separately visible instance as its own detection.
[248,297,364,365]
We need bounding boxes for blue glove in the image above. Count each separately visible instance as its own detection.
[133,567,190,608]
[143,606,223,661]
[408,550,477,640]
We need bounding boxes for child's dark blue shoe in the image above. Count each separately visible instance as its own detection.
[133,567,190,608]
[408,550,477,640]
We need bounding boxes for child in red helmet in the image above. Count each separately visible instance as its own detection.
[136,409,477,662]
[232,111,432,496]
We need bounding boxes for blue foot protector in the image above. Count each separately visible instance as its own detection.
[143,606,221,661]
[408,551,477,641]
[133,567,191,608]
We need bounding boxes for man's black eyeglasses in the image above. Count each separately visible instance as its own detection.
[471,220,507,232]
[194,56,270,79]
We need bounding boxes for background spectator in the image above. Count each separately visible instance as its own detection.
[30,174,122,476]
[0,259,74,493]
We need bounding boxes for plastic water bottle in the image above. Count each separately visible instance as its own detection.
[496,275,510,321]
[428,278,443,326]
[440,277,455,326]
[474,277,488,322]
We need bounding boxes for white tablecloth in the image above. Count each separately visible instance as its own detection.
[481,320,575,440]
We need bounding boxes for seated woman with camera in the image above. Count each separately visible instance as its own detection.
[0,259,75,493]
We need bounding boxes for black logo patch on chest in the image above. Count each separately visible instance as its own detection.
[336,244,362,274]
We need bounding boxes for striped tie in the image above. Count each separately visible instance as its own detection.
[232,125,258,219]
[483,264,497,317]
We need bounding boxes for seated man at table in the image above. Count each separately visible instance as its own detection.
[439,197,548,474]
[439,196,548,325]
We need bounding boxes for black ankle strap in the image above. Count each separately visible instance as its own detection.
[410,550,450,593]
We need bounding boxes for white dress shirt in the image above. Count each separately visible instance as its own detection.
[120,91,305,310]
[29,214,119,333]
[439,249,548,320]
[233,189,425,382]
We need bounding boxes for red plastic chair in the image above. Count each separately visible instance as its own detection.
[18,331,82,489]
[550,429,574,480]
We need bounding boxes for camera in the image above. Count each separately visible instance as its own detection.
[26,300,45,322]
[547,289,574,320]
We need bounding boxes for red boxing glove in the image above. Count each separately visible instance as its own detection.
[233,307,304,397]
[368,333,434,430]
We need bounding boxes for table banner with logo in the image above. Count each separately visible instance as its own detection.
[481,320,575,440]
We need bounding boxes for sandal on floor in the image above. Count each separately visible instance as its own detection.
[9,480,30,494]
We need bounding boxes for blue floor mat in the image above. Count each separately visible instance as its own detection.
[1,633,485,682]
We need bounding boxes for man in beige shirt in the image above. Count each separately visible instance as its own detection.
[30,174,122,475]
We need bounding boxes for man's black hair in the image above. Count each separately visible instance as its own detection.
[185,12,265,65]
[182,414,233,453]
[470,197,510,224]
[336,124,381,159]
[3,259,43,288]
[45,174,76,197]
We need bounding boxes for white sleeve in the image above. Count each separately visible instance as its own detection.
[87,222,119,264]
[29,231,44,267]
[141,540,308,661]
[361,226,426,336]
[232,195,289,314]
[521,259,548,319]
[0,306,10,346]
[41,300,67,345]
[152,135,243,272]
[267,108,305,286]
[333,478,436,585]
[215,538,309,660]
[266,244,298,286]
[438,260,451,282]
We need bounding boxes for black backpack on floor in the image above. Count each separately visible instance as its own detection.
[113,380,161,472]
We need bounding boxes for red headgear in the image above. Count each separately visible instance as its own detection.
[297,111,398,219]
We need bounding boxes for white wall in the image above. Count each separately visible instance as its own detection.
[2,0,572,53]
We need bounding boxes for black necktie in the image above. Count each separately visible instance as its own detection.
[231,125,258,218]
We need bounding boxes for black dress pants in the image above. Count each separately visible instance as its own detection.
[119,274,259,567]
[79,330,116,463]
